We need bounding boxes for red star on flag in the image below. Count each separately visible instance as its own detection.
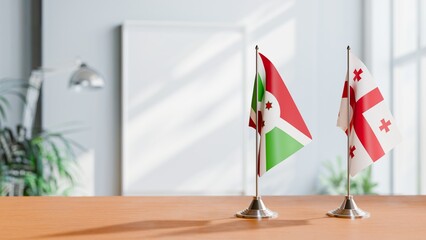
[265,101,272,110]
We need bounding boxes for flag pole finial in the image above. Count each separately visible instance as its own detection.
[255,45,259,50]
[347,45,351,50]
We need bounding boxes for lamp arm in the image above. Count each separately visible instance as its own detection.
[21,60,82,136]
[21,72,42,137]
[34,59,82,76]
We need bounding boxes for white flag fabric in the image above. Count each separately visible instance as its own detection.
[337,51,402,176]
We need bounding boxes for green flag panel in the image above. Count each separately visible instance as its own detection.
[265,127,304,171]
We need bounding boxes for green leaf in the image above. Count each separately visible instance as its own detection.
[0,106,6,122]
[0,96,11,108]
[0,122,83,196]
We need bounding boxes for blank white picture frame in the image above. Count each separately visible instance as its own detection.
[121,21,248,195]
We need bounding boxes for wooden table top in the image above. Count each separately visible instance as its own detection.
[1,195,425,239]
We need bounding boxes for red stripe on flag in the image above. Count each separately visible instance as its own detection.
[257,111,263,134]
[259,53,312,139]
[249,118,256,129]
[341,81,355,105]
[249,111,263,135]
[352,87,385,161]
[341,81,355,134]
[342,80,348,98]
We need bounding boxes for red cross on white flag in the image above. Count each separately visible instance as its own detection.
[337,51,402,176]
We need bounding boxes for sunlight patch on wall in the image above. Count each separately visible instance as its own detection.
[241,0,294,32]
[256,19,295,70]
[172,31,243,79]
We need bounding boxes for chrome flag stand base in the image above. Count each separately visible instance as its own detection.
[327,195,370,219]
[236,196,278,219]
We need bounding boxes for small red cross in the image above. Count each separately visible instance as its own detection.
[353,68,363,81]
[379,118,391,133]
[265,101,272,110]
[350,145,356,158]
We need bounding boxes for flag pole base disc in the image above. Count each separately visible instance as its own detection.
[236,196,278,219]
[327,195,370,219]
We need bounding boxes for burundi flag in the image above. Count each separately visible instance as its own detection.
[337,51,402,176]
[249,52,312,176]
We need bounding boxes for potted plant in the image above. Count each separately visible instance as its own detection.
[318,156,378,195]
[0,79,81,196]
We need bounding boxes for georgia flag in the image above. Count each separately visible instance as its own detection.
[337,51,402,176]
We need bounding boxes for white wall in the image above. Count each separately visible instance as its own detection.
[315,1,364,190]
[0,0,32,127]
[42,0,363,195]
[365,0,426,195]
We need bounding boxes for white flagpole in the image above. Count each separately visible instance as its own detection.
[346,46,351,197]
[255,45,259,198]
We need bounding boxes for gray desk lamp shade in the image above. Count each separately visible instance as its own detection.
[69,63,104,90]
[22,61,104,137]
